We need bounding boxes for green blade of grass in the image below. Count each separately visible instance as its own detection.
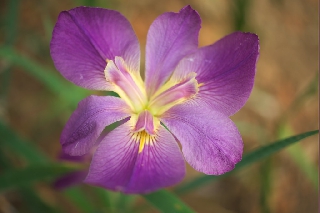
[4,0,20,45]
[287,143,318,188]
[278,124,318,188]
[116,193,136,213]
[89,187,114,213]
[0,46,88,106]
[0,121,107,212]
[0,164,78,192]
[142,190,195,213]
[19,186,61,213]
[175,130,318,194]
[63,187,98,213]
[0,121,48,164]
[0,0,20,100]
[0,150,61,213]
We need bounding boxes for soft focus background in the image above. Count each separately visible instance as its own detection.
[0,0,318,213]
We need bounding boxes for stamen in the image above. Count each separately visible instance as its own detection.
[104,57,147,113]
[148,72,199,116]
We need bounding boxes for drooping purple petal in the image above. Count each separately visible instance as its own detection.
[161,103,243,175]
[61,95,131,156]
[53,152,88,189]
[144,5,201,97]
[53,171,88,190]
[172,32,259,116]
[85,122,185,194]
[58,151,86,162]
[50,6,140,90]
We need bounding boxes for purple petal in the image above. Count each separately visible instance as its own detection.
[144,5,201,97]
[161,103,243,175]
[53,171,88,190]
[132,110,156,135]
[50,6,140,90]
[53,151,89,189]
[58,151,86,162]
[61,95,131,156]
[85,122,185,194]
[173,32,259,116]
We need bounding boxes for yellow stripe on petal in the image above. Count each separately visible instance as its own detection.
[139,131,147,153]
[131,130,156,153]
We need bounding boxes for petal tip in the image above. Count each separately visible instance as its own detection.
[179,5,201,23]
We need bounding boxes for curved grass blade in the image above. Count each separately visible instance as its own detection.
[142,190,195,213]
[175,130,318,194]
[278,125,318,188]
[0,164,78,192]
[0,46,88,105]
[0,121,48,164]
[19,186,61,213]
[0,149,59,213]
[0,121,107,212]
[63,187,98,213]
[1,0,19,100]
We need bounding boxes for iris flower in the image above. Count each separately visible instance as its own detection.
[50,5,259,194]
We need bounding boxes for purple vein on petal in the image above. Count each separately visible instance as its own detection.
[66,11,106,62]
[172,32,259,116]
[85,122,185,193]
[50,7,140,90]
[144,5,201,97]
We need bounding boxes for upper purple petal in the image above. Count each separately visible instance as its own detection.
[50,6,140,90]
[61,95,131,156]
[85,122,185,194]
[161,103,243,175]
[144,5,201,97]
[172,32,259,116]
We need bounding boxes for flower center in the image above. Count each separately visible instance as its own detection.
[105,56,199,135]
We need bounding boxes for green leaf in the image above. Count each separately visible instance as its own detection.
[4,0,19,45]
[175,130,319,194]
[63,187,97,213]
[278,125,318,188]
[89,187,114,213]
[142,190,195,213]
[0,121,108,212]
[0,121,48,164]
[116,193,136,213]
[0,164,78,192]
[0,46,88,106]
[19,186,61,213]
[0,0,19,100]
[287,143,318,188]
[0,142,60,213]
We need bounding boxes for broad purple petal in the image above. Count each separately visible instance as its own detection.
[85,122,185,194]
[50,7,140,90]
[173,32,259,116]
[61,95,131,156]
[144,5,201,97]
[161,103,243,175]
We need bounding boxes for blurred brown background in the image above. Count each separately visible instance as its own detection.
[0,0,318,213]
